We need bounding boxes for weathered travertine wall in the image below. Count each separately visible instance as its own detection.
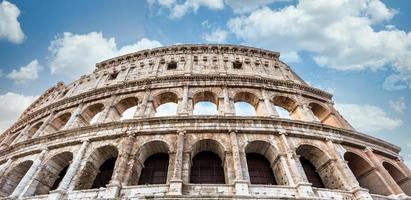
[0,44,409,200]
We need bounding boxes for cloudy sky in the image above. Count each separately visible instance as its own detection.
[0,0,410,165]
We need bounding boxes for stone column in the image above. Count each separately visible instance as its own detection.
[229,131,249,195]
[97,95,117,123]
[364,147,405,196]
[11,147,48,198]
[11,125,31,145]
[33,111,56,138]
[301,104,320,122]
[135,89,150,118]
[178,86,189,116]
[104,132,135,199]
[262,90,279,117]
[62,103,84,130]
[168,130,185,195]
[0,158,13,178]
[48,140,90,200]
[325,140,373,200]
[223,86,233,116]
[277,131,315,198]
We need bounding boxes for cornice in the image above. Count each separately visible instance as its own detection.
[95,44,281,72]
[0,116,400,161]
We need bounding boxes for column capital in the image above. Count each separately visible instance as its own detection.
[81,138,90,143]
[177,130,186,135]
[363,147,373,153]
[277,129,287,135]
[125,130,136,138]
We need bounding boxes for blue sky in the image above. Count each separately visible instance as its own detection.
[0,0,410,165]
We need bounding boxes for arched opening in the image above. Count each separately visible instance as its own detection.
[234,92,259,116]
[27,122,43,139]
[190,152,225,184]
[129,141,170,186]
[138,153,169,185]
[153,92,178,117]
[383,162,411,196]
[296,144,343,189]
[344,152,390,195]
[190,139,226,184]
[31,152,73,196]
[193,91,218,115]
[299,157,325,188]
[44,113,71,134]
[74,145,118,190]
[0,160,33,197]
[272,96,297,119]
[245,140,283,185]
[91,157,116,189]
[308,103,328,122]
[114,97,139,121]
[82,103,105,125]
[247,153,277,185]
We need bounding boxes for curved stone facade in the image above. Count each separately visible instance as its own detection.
[0,44,410,200]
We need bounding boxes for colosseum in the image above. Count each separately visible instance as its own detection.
[0,44,410,200]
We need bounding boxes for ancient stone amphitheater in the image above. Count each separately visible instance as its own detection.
[0,44,410,200]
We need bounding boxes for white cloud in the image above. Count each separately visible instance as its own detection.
[7,60,42,84]
[227,0,411,89]
[148,0,224,19]
[0,1,24,43]
[202,28,228,43]
[335,103,402,132]
[389,97,406,113]
[48,32,162,79]
[0,92,38,133]
[225,0,288,14]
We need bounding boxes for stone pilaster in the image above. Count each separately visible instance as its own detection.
[262,90,279,117]
[48,140,90,200]
[223,86,233,116]
[277,130,315,198]
[11,125,31,145]
[229,130,249,195]
[0,158,13,179]
[33,111,56,138]
[11,147,48,198]
[364,147,405,196]
[168,130,185,195]
[97,96,117,123]
[135,88,151,118]
[178,86,189,116]
[62,103,84,130]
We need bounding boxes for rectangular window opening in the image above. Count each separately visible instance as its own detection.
[167,62,177,70]
[233,61,243,69]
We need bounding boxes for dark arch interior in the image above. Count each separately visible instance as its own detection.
[190,151,225,184]
[383,162,411,196]
[246,153,277,185]
[91,157,117,189]
[50,165,69,191]
[299,157,325,188]
[138,153,169,185]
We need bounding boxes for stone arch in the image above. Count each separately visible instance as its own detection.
[129,140,170,186]
[74,145,118,190]
[0,160,33,197]
[26,121,43,139]
[245,140,283,185]
[296,144,344,190]
[382,161,411,196]
[272,95,298,119]
[113,96,139,120]
[29,151,73,196]
[233,91,261,116]
[192,91,219,115]
[308,102,343,128]
[44,112,71,135]
[190,139,226,184]
[152,92,178,116]
[80,103,105,125]
[344,151,390,195]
